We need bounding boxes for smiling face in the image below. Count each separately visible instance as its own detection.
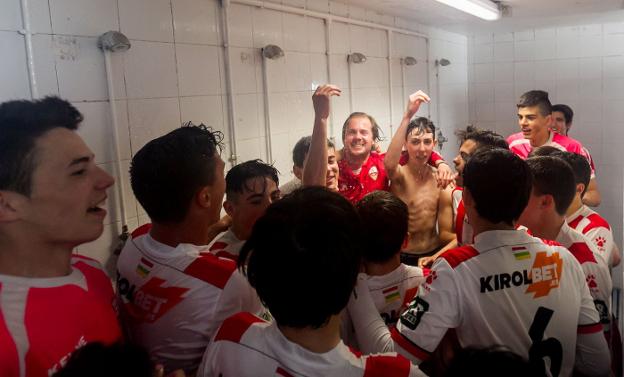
[326,147,339,191]
[343,116,374,161]
[453,139,478,187]
[17,128,115,247]
[517,106,552,147]
[551,110,568,135]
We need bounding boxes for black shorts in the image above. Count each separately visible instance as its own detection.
[400,248,440,266]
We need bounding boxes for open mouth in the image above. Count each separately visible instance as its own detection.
[87,198,107,215]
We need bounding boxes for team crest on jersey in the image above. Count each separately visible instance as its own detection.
[400,297,429,330]
[422,270,437,293]
[595,236,606,251]
[525,251,563,298]
[368,166,379,181]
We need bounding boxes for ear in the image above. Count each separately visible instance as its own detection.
[195,186,212,209]
[293,165,303,180]
[540,194,554,210]
[223,200,235,217]
[0,191,24,222]
[576,183,585,196]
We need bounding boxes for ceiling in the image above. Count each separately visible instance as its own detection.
[341,0,624,34]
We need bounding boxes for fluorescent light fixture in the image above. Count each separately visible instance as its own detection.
[434,0,501,21]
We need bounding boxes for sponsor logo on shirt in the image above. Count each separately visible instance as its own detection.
[383,285,401,304]
[369,166,379,181]
[594,236,606,252]
[47,336,87,376]
[117,274,189,323]
[400,297,429,330]
[136,257,153,278]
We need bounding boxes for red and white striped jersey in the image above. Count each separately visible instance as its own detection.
[567,205,619,267]
[451,187,473,246]
[116,229,264,374]
[393,229,602,377]
[507,131,596,178]
[206,229,244,262]
[198,312,425,377]
[555,222,612,328]
[0,255,122,377]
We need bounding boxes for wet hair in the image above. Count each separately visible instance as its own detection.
[463,148,532,225]
[292,136,312,168]
[130,123,223,223]
[225,159,279,200]
[527,145,561,158]
[526,156,576,216]
[456,125,508,150]
[356,191,408,263]
[341,112,381,143]
[0,96,83,196]
[406,117,436,140]
[517,90,552,117]
[53,342,153,377]
[551,151,591,198]
[239,187,361,329]
[552,104,574,125]
[445,346,543,377]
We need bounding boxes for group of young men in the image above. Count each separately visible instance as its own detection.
[0,82,619,377]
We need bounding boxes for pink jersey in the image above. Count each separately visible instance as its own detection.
[116,228,264,374]
[198,312,425,377]
[555,223,612,329]
[0,255,122,377]
[451,187,473,246]
[205,229,244,261]
[507,131,596,178]
[567,205,619,267]
[393,230,601,377]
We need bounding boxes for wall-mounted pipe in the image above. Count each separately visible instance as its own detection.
[347,52,366,113]
[261,44,285,163]
[325,18,335,141]
[387,30,394,137]
[220,0,239,167]
[19,0,38,98]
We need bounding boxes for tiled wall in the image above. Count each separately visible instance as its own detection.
[467,22,624,254]
[0,0,468,265]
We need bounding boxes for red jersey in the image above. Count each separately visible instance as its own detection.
[0,255,122,377]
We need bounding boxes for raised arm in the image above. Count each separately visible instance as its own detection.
[303,84,341,187]
[384,90,430,179]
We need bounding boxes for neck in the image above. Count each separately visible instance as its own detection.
[278,314,342,354]
[566,196,584,218]
[530,129,550,147]
[344,152,369,171]
[407,160,432,178]
[230,222,247,241]
[150,216,212,247]
[530,215,565,240]
[365,254,401,276]
[0,232,73,277]
[472,219,516,237]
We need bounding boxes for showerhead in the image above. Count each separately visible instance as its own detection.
[262,45,285,59]
[347,52,367,64]
[98,31,131,52]
[436,58,451,66]
[402,56,418,66]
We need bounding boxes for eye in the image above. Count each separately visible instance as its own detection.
[71,169,86,176]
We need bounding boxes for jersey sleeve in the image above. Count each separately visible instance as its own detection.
[395,258,460,362]
[212,270,264,335]
[429,150,443,166]
[362,354,427,377]
[579,147,596,179]
[584,227,615,266]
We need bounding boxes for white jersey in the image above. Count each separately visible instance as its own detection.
[206,229,245,261]
[451,187,473,246]
[280,177,302,196]
[567,205,619,267]
[555,222,612,329]
[198,312,425,377]
[116,229,264,374]
[393,229,601,377]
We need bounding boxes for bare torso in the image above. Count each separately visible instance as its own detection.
[391,165,443,254]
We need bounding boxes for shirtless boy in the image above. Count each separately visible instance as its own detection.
[385,91,454,265]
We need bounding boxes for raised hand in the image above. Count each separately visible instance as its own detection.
[405,90,430,119]
[313,84,341,120]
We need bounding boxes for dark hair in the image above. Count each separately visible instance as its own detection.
[517,90,552,117]
[342,112,381,143]
[53,342,153,377]
[239,187,361,329]
[406,117,436,140]
[292,136,312,168]
[456,125,508,150]
[551,151,591,198]
[526,156,576,216]
[445,346,543,377]
[0,96,83,196]
[463,148,532,225]
[356,191,408,263]
[225,159,279,200]
[552,104,574,125]
[527,145,560,158]
[130,123,223,223]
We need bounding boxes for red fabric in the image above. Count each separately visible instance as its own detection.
[577,323,603,334]
[391,327,431,361]
[363,355,412,377]
[568,215,584,230]
[0,285,19,377]
[583,214,611,233]
[567,242,597,265]
[131,223,152,238]
[455,199,465,244]
[439,246,479,269]
[183,253,236,289]
[214,312,264,343]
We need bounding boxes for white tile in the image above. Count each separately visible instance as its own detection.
[282,13,307,53]
[229,47,258,94]
[604,21,624,34]
[494,62,513,82]
[0,31,31,101]
[124,41,178,99]
[282,0,305,8]
[28,0,51,34]
[534,38,556,60]
[555,59,578,80]
[604,57,624,78]
[473,83,494,102]
[49,0,118,37]
[128,97,181,154]
[494,33,513,43]
[284,52,311,91]
[556,36,579,59]
[571,119,601,144]
[55,36,109,102]
[514,80,535,100]
[578,35,603,58]
[474,43,493,64]
[367,28,387,58]
[535,28,556,40]
[494,83,514,102]
[329,1,348,17]
[475,102,495,122]
[307,0,329,13]
[309,53,328,87]
[329,53,349,89]
[514,61,535,82]
[329,22,349,54]
[365,9,382,24]
[172,0,219,45]
[576,100,603,124]
[514,40,535,61]
[474,63,493,83]
[31,34,59,98]
[308,17,326,53]
[349,25,368,55]
[0,0,22,31]
[557,26,579,37]
[267,92,289,135]
[534,60,558,81]
[236,137,264,163]
[228,3,253,48]
[176,44,221,96]
[474,33,492,44]
[576,79,601,99]
[580,24,602,36]
[252,7,282,49]
[604,78,624,100]
[381,15,395,27]
[119,0,173,42]
[604,34,624,56]
[495,101,515,121]
[578,57,602,79]
[233,93,261,140]
[75,100,132,163]
[514,30,534,41]
[555,80,579,101]
[348,5,366,21]
[179,95,226,134]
